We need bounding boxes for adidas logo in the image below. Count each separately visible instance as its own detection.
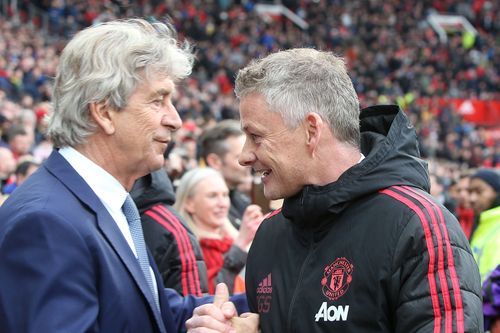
[257,273,272,294]
[256,273,272,313]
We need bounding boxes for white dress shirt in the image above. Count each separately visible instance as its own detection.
[59,146,158,298]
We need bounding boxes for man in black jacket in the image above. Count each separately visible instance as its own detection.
[187,48,483,332]
[198,119,255,229]
[131,169,209,296]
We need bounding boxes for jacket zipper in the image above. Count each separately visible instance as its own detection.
[286,231,314,332]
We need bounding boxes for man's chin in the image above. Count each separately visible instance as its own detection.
[263,187,282,201]
[144,158,165,175]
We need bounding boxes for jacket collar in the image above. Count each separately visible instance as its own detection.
[282,105,429,230]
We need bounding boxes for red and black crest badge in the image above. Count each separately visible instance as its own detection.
[321,257,354,301]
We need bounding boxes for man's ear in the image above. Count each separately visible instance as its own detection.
[304,112,323,153]
[89,101,116,135]
[206,153,223,169]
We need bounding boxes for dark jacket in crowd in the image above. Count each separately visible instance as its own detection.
[131,170,209,296]
[245,105,483,332]
[228,189,251,229]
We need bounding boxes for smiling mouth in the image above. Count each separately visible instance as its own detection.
[214,211,227,217]
[256,169,271,178]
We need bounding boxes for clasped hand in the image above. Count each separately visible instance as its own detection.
[186,283,259,333]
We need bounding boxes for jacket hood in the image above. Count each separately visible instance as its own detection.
[131,169,176,213]
[283,105,430,227]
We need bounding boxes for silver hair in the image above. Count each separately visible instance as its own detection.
[47,18,195,147]
[173,167,227,239]
[235,48,360,148]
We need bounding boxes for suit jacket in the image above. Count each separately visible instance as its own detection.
[0,150,213,333]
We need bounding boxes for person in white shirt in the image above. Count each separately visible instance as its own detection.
[0,18,255,333]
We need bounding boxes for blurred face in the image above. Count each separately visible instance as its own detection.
[185,176,230,232]
[0,148,16,179]
[429,175,443,198]
[110,75,182,184]
[456,177,471,208]
[469,177,497,215]
[238,93,308,200]
[220,135,252,189]
[10,133,32,155]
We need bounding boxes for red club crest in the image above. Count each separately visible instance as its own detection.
[321,257,354,301]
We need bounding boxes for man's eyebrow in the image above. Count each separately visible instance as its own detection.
[148,88,173,99]
[242,124,262,134]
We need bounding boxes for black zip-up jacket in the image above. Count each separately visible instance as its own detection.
[131,170,209,296]
[245,105,483,332]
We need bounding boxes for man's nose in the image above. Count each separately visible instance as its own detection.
[238,140,255,167]
[162,102,182,131]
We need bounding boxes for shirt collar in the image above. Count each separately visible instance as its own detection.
[59,146,128,210]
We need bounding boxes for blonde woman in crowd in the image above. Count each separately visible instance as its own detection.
[174,167,263,295]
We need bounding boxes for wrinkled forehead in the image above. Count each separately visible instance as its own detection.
[240,95,287,132]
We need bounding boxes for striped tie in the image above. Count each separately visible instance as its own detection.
[122,195,160,310]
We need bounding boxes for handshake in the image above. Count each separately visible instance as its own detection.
[186,283,260,333]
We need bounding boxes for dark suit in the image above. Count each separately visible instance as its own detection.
[0,150,213,332]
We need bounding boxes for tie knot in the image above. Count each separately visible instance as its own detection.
[122,195,140,224]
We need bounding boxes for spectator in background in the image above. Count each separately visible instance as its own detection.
[0,146,16,205]
[198,119,254,229]
[6,125,33,161]
[469,168,500,283]
[430,172,456,214]
[131,168,209,296]
[162,120,201,184]
[0,146,16,190]
[0,113,10,146]
[174,167,263,295]
[2,160,39,195]
[449,171,476,239]
[16,108,37,139]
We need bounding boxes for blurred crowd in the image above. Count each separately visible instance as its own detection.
[0,1,498,198]
[1,1,499,191]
